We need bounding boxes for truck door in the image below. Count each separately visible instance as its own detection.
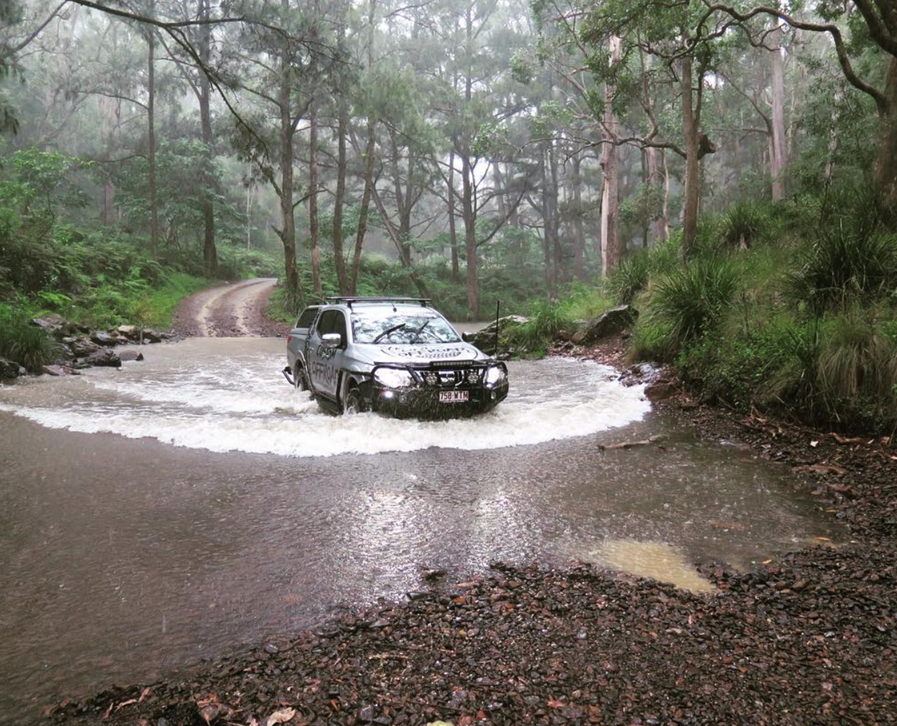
[307,309,347,400]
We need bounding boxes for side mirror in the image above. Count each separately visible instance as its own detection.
[322,333,342,349]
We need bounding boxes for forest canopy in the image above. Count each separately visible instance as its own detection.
[2,0,897,427]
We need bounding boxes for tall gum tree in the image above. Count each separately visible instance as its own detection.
[705,1,897,213]
[542,0,728,253]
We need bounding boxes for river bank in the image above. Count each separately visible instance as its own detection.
[39,340,896,726]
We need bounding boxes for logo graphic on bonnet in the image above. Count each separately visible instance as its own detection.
[381,345,474,360]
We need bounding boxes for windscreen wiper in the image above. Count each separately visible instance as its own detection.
[409,319,431,343]
[373,323,406,343]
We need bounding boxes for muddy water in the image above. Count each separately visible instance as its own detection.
[0,338,840,723]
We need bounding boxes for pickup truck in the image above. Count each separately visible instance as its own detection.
[283,297,509,416]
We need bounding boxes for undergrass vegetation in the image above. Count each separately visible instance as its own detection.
[0,303,59,371]
[623,181,897,432]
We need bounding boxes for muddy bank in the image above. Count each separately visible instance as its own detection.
[51,547,895,725]
[21,336,897,725]
[45,380,897,725]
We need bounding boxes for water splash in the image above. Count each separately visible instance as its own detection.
[0,339,651,457]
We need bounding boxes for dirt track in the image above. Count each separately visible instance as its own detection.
[173,278,289,338]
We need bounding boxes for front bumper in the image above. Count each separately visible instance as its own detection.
[368,363,509,418]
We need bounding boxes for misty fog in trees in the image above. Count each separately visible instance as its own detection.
[2,0,894,318]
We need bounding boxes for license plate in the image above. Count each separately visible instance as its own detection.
[439,390,469,404]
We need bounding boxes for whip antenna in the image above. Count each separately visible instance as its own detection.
[494,300,500,357]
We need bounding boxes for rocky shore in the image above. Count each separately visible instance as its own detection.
[44,340,897,726]
[0,314,170,380]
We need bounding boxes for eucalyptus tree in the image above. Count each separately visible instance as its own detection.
[424,0,534,314]
[227,0,336,298]
[705,0,897,213]
[154,0,224,275]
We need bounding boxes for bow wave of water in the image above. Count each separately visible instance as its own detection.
[0,338,651,457]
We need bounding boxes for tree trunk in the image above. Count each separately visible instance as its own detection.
[448,150,459,283]
[461,4,478,316]
[539,150,555,297]
[875,58,897,212]
[199,0,217,276]
[351,117,376,294]
[350,0,377,294]
[278,4,299,298]
[371,187,431,299]
[681,55,700,256]
[332,80,349,293]
[600,36,621,276]
[645,145,667,243]
[146,21,159,258]
[571,152,585,279]
[770,25,788,202]
[548,141,562,284]
[461,148,478,315]
[309,99,321,295]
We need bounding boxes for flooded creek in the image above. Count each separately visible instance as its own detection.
[0,338,840,723]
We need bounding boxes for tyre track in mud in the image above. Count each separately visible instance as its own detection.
[173,277,288,338]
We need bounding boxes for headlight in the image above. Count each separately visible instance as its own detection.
[485,365,506,387]
[374,367,415,389]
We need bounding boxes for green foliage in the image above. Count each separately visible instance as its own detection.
[505,284,614,354]
[787,221,897,313]
[133,272,209,329]
[0,302,57,371]
[506,299,567,354]
[649,255,739,352]
[608,253,650,305]
[217,248,281,280]
[720,202,770,248]
[629,180,897,431]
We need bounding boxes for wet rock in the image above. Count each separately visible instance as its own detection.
[571,305,637,346]
[85,349,122,368]
[42,364,79,376]
[0,357,21,380]
[31,313,74,339]
[645,380,676,401]
[70,337,101,358]
[118,349,145,362]
[90,331,119,347]
[464,315,528,355]
[117,325,138,340]
[32,312,67,329]
[56,342,76,362]
[142,329,163,344]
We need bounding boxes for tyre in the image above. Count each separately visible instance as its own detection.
[343,386,368,415]
[293,363,309,392]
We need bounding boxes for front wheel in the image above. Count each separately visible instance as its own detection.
[293,364,309,392]
[343,386,368,415]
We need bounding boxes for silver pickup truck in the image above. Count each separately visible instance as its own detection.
[283,297,509,416]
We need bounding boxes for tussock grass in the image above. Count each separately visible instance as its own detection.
[0,304,58,371]
[627,180,897,432]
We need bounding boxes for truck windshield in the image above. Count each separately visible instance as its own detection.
[352,312,461,344]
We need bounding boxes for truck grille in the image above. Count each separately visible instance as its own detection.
[420,368,483,388]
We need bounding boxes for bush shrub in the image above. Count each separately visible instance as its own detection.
[0,303,57,371]
[720,202,770,248]
[649,256,739,352]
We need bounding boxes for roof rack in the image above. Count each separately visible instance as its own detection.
[327,296,431,308]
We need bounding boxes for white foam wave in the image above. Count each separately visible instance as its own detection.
[0,352,651,457]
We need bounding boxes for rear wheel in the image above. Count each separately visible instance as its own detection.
[343,386,368,415]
